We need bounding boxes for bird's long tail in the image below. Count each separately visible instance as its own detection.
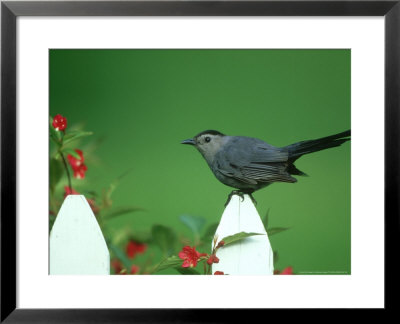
[285,130,351,163]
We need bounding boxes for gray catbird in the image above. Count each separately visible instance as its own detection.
[182,129,350,205]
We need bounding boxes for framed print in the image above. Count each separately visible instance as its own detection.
[1,0,399,321]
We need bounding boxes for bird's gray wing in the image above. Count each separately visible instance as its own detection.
[215,137,296,184]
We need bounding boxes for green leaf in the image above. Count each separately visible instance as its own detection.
[102,206,144,220]
[273,250,279,266]
[154,255,182,272]
[49,116,62,144]
[179,214,206,236]
[262,208,270,229]
[82,190,99,198]
[49,213,56,233]
[175,267,201,275]
[151,225,177,256]
[201,222,219,242]
[101,170,133,209]
[129,232,152,244]
[108,243,131,270]
[62,148,80,160]
[220,232,265,246]
[108,228,130,246]
[63,131,93,145]
[49,157,64,193]
[267,227,289,236]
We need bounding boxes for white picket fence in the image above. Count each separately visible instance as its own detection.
[49,195,110,275]
[49,194,273,275]
[212,194,273,275]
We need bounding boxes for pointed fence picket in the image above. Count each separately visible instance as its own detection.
[212,194,274,275]
[49,194,272,275]
[50,195,110,275]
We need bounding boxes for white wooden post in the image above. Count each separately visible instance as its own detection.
[212,194,274,275]
[50,195,110,275]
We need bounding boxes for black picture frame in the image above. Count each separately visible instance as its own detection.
[1,0,398,321]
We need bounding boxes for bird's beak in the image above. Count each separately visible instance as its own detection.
[181,138,195,145]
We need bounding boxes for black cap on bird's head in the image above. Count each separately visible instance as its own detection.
[181,130,225,146]
[195,130,225,138]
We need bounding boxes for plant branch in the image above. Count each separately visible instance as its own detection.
[60,151,72,191]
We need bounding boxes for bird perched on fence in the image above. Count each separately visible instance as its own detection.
[181,129,350,205]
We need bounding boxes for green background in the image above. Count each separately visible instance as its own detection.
[50,49,351,274]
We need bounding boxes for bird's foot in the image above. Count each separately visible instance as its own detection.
[224,190,243,207]
[248,193,257,206]
[224,190,257,207]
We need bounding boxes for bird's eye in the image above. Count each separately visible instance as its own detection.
[205,136,211,143]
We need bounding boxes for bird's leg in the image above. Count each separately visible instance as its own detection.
[224,190,243,207]
[247,192,257,206]
[224,190,257,207]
